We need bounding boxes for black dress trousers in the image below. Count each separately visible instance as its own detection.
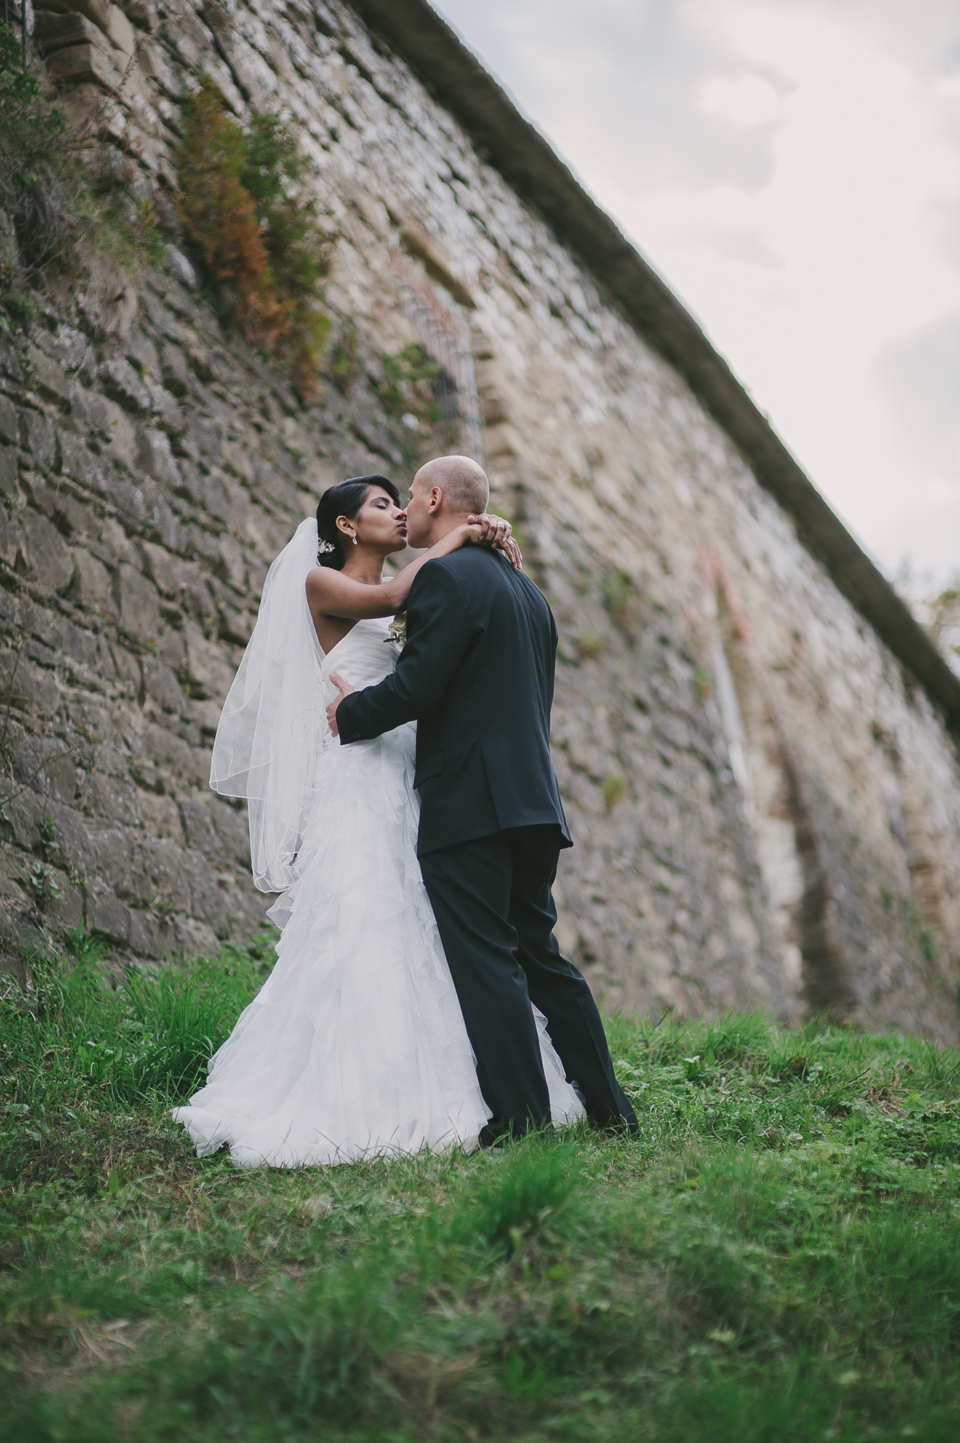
[419,824,639,1142]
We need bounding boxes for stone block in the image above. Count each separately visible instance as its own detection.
[160,341,189,396]
[4,786,42,851]
[48,871,83,931]
[183,851,226,928]
[0,207,16,274]
[0,397,16,446]
[18,408,57,468]
[165,247,197,291]
[140,539,183,597]
[128,907,170,959]
[0,508,15,566]
[196,474,228,526]
[136,427,182,487]
[159,626,186,674]
[0,336,24,383]
[27,346,70,409]
[105,4,136,59]
[44,751,77,805]
[214,533,247,591]
[126,330,161,379]
[183,621,234,702]
[114,563,160,646]
[187,698,222,735]
[35,326,92,378]
[88,892,131,945]
[17,510,75,594]
[142,288,183,342]
[179,795,220,854]
[151,496,180,552]
[34,10,102,51]
[217,605,253,646]
[42,801,95,881]
[100,398,138,471]
[142,723,209,787]
[57,432,99,488]
[149,385,186,436]
[0,449,16,497]
[70,548,116,615]
[46,42,123,91]
[108,641,139,698]
[126,0,159,35]
[70,384,111,436]
[81,771,140,827]
[85,824,135,892]
[67,0,112,33]
[137,789,184,843]
[99,516,138,567]
[138,832,190,900]
[171,459,203,506]
[23,478,84,538]
[0,650,59,717]
[188,413,225,466]
[141,654,185,714]
[28,609,97,672]
[172,915,220,959]
[212,798,250,866]
[99,356,151,415]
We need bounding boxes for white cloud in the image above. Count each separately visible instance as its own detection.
[435,0,960,582]
[698,71,784,126]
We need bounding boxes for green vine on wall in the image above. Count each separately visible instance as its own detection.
[175,78,331,397]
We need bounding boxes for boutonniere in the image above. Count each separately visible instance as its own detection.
[384,612,407,647]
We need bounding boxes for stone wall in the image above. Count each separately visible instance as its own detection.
[2,0,959,1041]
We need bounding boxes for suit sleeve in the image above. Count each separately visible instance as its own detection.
[336,560,477,743]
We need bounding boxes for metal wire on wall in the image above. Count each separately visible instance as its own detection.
[392,250,485,468]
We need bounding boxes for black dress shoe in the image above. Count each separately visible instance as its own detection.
[591,1115,641,1138]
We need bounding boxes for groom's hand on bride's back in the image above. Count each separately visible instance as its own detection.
[326,674,355,738]
[467,514,523,569]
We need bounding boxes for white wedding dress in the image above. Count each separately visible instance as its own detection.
[172,523,584,1168]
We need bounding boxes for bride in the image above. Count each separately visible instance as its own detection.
[172,473,584,1167]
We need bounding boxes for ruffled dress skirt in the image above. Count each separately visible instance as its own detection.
[172,711,583,1168]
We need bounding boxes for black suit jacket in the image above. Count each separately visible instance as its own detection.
[336,547,571,856]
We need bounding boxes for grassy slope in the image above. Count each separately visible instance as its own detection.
[1,942,960,1441]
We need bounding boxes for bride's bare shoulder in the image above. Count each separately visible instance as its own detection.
[306,565,341,598]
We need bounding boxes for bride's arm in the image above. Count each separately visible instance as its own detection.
[306,516,517,623]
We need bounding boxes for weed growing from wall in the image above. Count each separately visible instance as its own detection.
[0,36,69,288]
[0,26,165,332]
[602,771,626,812]
[601,565,640,632]
[175,78,331,396]
[328,317,360,393]
[379,341,461,469]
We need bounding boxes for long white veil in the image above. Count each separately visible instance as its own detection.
[210,517,327,893]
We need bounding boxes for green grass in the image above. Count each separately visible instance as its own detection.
[2,948,960,1440]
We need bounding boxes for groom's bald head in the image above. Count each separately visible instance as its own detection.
[403,455,490,548]
[414,455,489,517]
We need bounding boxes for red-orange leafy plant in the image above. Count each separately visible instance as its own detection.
[175,79,330,395]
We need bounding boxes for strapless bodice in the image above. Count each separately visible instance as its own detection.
[320,617,398,692]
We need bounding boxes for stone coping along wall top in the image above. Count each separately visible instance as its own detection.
[348,0,960,740]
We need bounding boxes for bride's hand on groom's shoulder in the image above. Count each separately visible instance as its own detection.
[466,514,523,570]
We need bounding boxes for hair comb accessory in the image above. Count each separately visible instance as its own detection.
[316,538,336,555]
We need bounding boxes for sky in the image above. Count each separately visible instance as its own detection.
[433,0,960,588]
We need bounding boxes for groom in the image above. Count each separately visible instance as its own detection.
[327,455,638,1144]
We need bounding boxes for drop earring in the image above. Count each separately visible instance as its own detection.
[352,535,358,546]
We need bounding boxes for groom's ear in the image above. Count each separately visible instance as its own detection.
[427,485,443,514]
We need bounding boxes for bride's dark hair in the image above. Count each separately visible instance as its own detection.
[315,474,401,568]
